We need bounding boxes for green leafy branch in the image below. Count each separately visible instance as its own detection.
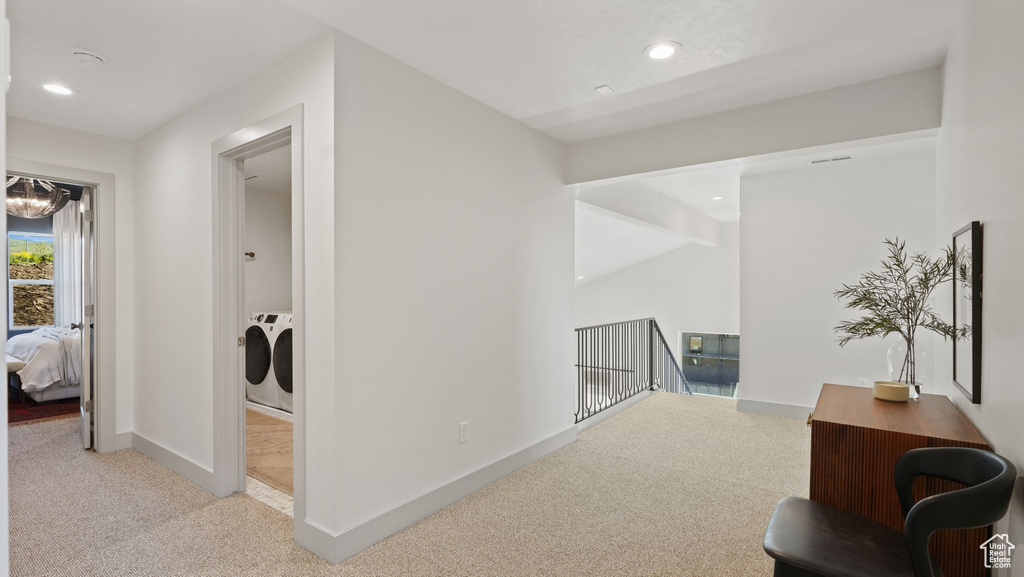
[833,238,967,385]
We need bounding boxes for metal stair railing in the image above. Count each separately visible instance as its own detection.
[574,318,691,424]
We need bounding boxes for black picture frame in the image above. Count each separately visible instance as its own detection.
[953,221,982,404]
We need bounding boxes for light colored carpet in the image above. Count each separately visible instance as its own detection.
[9,392,810,576]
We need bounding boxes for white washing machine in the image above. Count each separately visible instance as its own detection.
[245,312,292,410]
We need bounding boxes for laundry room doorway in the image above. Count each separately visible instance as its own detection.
[210,106,306,523]
[240,142,294,511]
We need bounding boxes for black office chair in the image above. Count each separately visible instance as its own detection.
[763,447,1017,577]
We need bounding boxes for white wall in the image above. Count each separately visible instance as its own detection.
[243,186,292,314]
[332,30,573,536]
[131,35,336,530]
[1,4,9,569]
[739,149,937,414]
[130,29,573,560]
[575,223,740,359]
[938,2,1024,570]
[565,67,943,184]
[6,117,134,438]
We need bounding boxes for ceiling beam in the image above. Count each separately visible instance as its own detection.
[577,181,722,247]
[564,66,942,184]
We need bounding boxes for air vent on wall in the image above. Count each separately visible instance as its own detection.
[810,155,853,165]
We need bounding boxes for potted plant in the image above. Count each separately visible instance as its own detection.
[834,238,966,396]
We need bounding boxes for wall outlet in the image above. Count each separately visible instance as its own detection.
[459,421,469,444]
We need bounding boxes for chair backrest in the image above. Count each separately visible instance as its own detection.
[893,447,1017,577]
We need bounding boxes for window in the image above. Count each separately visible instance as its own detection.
[8,231,55,330]
[679,332,740,398]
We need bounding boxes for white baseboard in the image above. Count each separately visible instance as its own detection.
[245,400,293,422]
[577,390,653,433]
[296,425,578,564]
[131,432,218,494]
[294,518,339,563]
[115,431,133,451]
[736,398,814,420]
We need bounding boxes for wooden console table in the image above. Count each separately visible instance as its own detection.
[810,383,991,577]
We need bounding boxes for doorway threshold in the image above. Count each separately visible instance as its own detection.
[245,400,293,422]
[246,476,293,517]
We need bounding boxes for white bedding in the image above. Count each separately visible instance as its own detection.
[6,327,82,392]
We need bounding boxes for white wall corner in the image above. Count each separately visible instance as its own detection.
[131,433,219,496]
[303,425,577,564]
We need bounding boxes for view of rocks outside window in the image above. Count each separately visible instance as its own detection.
[9,233,55,327]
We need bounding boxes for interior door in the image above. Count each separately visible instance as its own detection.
[78,189,94,449]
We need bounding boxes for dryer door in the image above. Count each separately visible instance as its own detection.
[273,328,293,394]
[245,325,271,385]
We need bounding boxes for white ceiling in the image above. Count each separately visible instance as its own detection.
[640,165,741,223]
[7,0,329,140]
[285,0,961,141]
[7,1,959,143]
[576,203,689,284]
[574,162,741,284]
[244,145,292,195]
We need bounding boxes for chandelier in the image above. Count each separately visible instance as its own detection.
[6,176,71,219]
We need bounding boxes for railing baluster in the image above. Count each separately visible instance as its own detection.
[575,317,691,423]
[589,327,595,417]
[612,323,618,405]
[599,326,603,412]
[617,323,624,402]
[577,327,585,422]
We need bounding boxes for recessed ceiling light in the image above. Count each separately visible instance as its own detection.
[576,276,584,280]
[594,85,615,96]
[644,41,682,61]
[710,196,724,200]
[43,84,74,95]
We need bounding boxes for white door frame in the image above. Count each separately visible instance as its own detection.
[210,105,306,527]
[6,159,115,453]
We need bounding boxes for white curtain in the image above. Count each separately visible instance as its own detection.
[53,201,82,328]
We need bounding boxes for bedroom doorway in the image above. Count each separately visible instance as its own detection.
[210,105,306,529]
[5,174,96,448]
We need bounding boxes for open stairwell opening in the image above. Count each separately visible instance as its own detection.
[574,317,691,424]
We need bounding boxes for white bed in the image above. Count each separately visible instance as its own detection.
[6,327,82,402]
